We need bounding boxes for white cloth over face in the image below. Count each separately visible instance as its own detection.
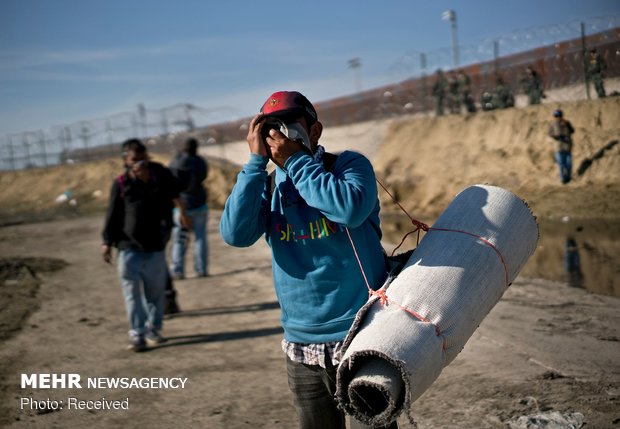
[336,184,539,427]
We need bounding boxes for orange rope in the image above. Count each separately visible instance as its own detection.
[376,178,509,287]
[345,225,447,350]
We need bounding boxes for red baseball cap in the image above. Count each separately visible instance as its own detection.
[260,91,318,124]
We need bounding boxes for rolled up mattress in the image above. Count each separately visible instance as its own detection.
[336,184,538,427]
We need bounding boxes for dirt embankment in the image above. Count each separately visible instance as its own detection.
[374,96,620,221]
[0,154,239,226]
[0,96,618,225]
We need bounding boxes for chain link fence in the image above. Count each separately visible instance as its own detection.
[317,16,620,126]
[388,15,619,81]
[0,104,237,171]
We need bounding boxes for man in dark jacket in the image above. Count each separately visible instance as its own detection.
[168,137,209,278]
[102,139,188,351]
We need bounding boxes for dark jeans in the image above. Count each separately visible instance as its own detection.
[555,151,572,184]
[286,357,398,429]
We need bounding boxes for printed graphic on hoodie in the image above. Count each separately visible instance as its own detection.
[275,216,346,245]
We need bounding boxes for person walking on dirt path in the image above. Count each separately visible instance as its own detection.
[587,48,607,98]
[102,139,189,352]
[432,69,448,116]
[169,137,210,279]
[548,109,575,184]
[124,140,181,315]
[220,91,395,429]
[521,66,544,105]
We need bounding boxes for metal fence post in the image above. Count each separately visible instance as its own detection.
[8,135,15,171]
[581,22,591,100]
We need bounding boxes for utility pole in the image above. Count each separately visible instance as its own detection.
[131,114,139,137]
[493,39,500,74]
[80,121,90,161]
[38,130,48,167]
[137,103,147,138]
[442,10,459,68]
[22,133,32,168]
[106,120,114,146]
[8,134,15,171]
[185,104,195,131]
[64,126,72,154]
[160,108,169,136]
[420,52,429,111]
[347,58,362,93]
[580,22,591,100]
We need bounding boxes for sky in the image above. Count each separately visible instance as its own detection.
[1,0,619,136]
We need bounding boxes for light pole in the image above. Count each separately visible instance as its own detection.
[137,103,147,138]
[347,57,362,93]
[442,9,459,68]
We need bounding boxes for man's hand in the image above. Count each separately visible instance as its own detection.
[247,114,269,157]
[265,128,305,168]
[172,198,192,229]
[179,211,192,229]
[102,244,112,264]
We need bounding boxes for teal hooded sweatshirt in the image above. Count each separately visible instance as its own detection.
[220,150,387,343]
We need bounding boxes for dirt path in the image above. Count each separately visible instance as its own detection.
[0,213,618,428]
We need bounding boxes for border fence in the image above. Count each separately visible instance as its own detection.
[0,104,237,171]
[1,15,619,171]
[314,17,620,126]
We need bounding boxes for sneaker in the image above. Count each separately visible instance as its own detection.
[145,330,166,346]
[128,335,147,352]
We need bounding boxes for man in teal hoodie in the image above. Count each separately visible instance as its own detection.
[220,91,393,428]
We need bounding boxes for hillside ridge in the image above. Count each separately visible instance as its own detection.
[374,96,620,220]
[0,97,618,225]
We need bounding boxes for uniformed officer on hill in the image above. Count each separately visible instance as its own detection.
[587,48,607,98]
[432,69,448,116]
[520,66,544,105]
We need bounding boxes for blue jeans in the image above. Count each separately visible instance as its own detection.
[555,151,572,184]
[171,205,208,277]
[286,357,398,429]
[117,249,166,337]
